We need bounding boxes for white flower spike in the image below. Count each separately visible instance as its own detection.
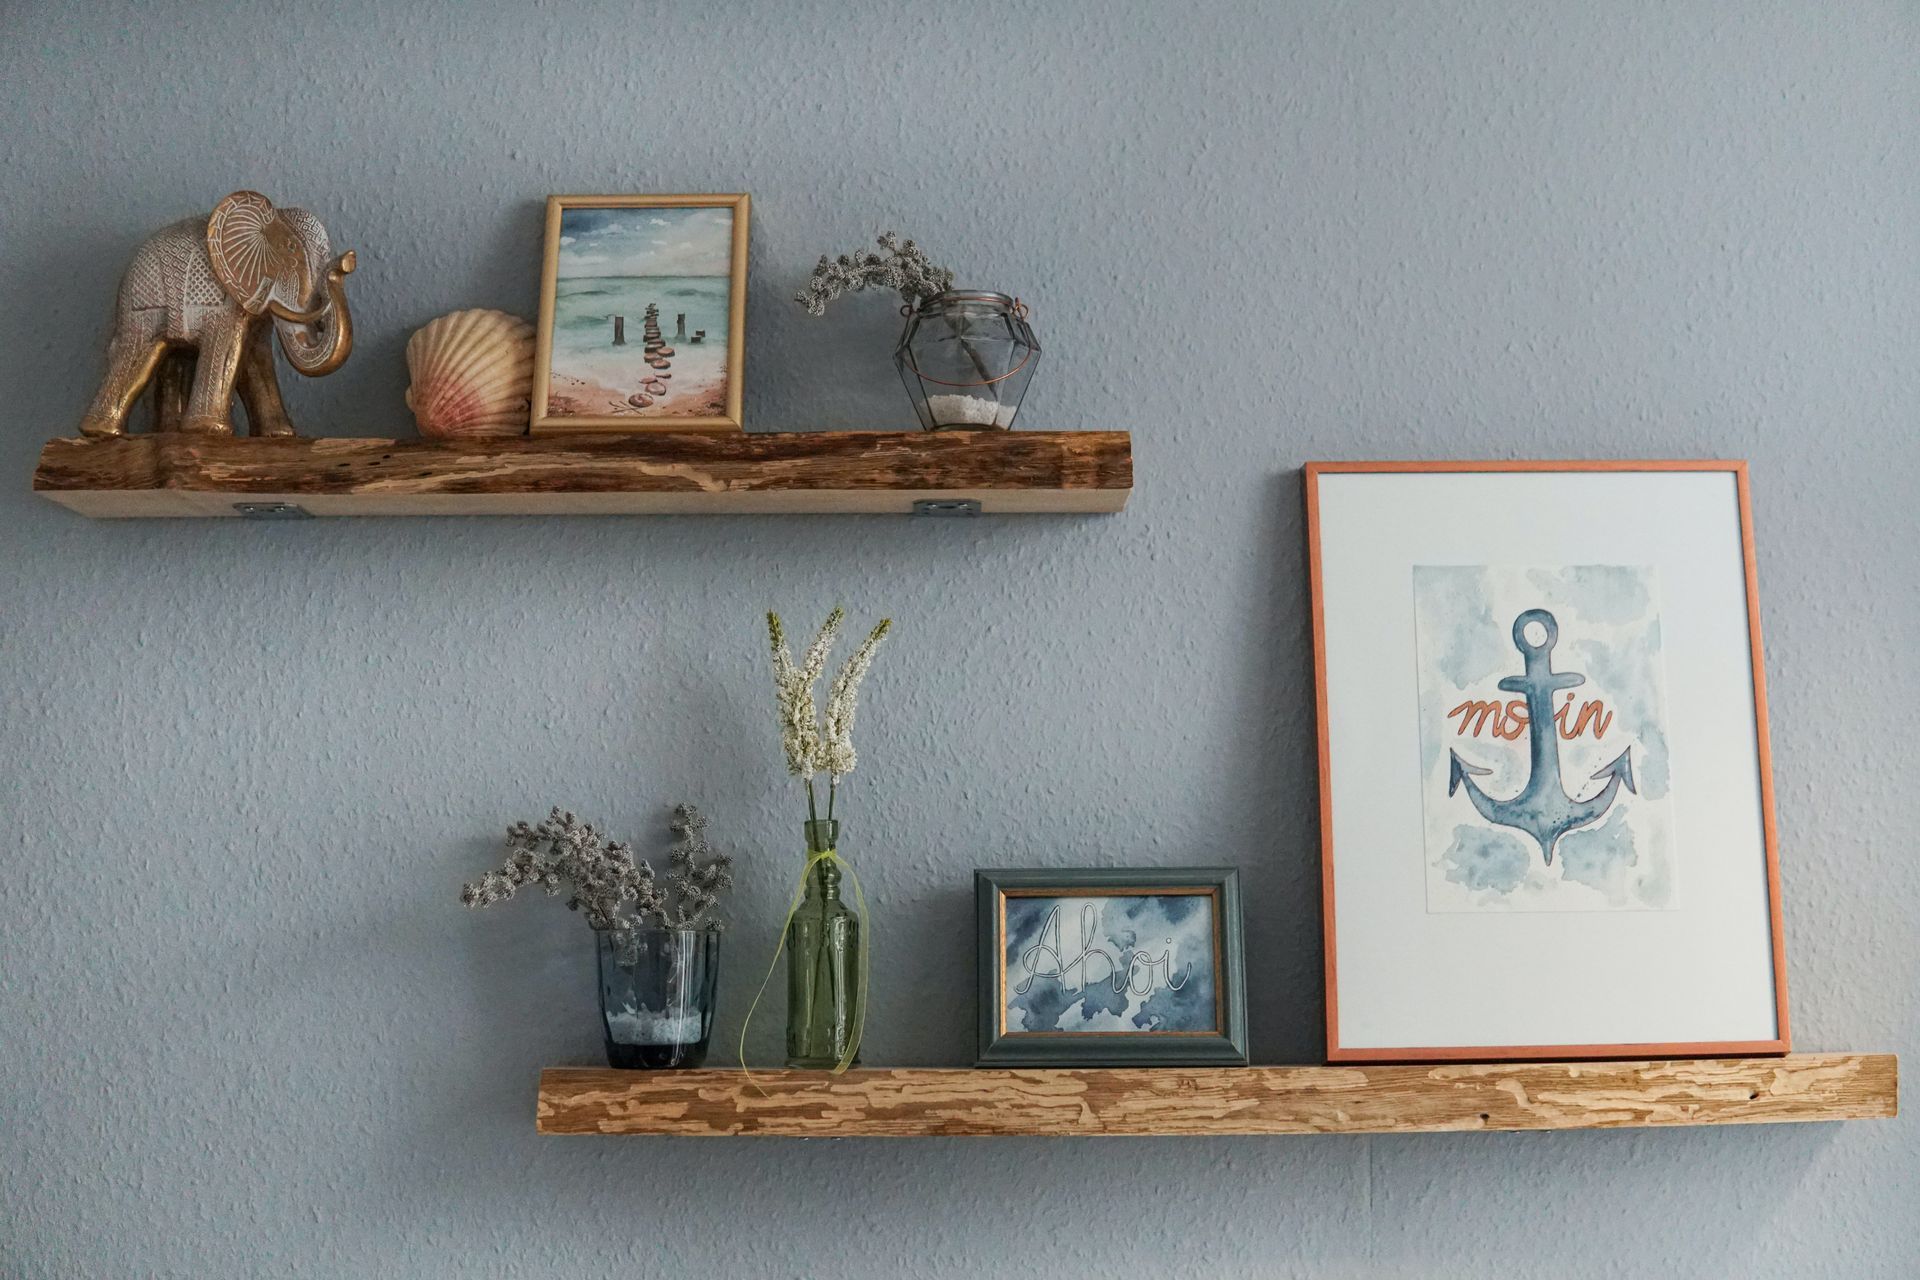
[824,619,892,783]
[766,608,893,807]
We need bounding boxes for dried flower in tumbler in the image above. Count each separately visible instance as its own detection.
[458,805,733,935]
[659,804,735,930]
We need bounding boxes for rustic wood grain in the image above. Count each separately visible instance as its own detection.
[534,1054,1896,1136]
[32,430,1132,517]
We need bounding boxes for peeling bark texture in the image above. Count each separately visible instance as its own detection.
[536,1054,1897,1137]
[33,431,1132,516]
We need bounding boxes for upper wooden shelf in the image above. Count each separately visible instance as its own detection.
[31,430,1132,518]
[536,1052,1896,1137]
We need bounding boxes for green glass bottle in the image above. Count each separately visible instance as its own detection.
[786,818,863,1069]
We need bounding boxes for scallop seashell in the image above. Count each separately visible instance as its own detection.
[404,309,536,438]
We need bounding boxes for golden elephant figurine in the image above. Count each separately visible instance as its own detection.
[78,190,356,438]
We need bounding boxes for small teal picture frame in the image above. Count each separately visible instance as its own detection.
[975,867,1249,1067]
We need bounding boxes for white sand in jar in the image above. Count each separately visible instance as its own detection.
[926,393,1014,427]
[605,1004,705,1045]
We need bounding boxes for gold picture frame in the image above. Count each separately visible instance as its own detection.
[531,193,749,434]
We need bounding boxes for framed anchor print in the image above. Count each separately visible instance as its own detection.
[1307,461,1788,1063]
[975,868,1249,1066]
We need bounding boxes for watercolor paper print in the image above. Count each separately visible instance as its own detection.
[548,206,730,418]
[976,868,1248,1066]
[537,197,746,428]
[1413,565,1676,913]
[1003,894,1218,1034]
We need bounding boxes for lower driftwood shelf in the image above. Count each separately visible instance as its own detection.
[31,429,1132,517]
[536,1053,1896,1137]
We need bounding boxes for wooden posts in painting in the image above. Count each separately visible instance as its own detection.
[612,316,625,346]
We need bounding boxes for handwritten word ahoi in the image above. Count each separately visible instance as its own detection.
[1015,904,1191,998]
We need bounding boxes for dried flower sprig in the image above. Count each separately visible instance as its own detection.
[460,805,733,933]
[660,804,735,930]
[766,609,893,821]
[795,232,955,316]
[460,808,659,931]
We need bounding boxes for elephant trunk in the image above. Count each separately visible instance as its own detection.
[273,251,356,376]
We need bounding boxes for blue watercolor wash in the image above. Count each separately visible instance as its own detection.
[1442,825,1532,893]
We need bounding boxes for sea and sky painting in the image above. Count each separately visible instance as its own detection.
[1413,565,1676,913]
[544,205,734,420]
[1002,893,1219,1034]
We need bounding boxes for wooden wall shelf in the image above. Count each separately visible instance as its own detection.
[32,430,1132,518]
[536,1053,1896,1137]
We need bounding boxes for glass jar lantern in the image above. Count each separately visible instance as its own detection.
[894,291,1041,431]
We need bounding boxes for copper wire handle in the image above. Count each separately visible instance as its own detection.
[900,296,1034,388]
[901,347,1034,388]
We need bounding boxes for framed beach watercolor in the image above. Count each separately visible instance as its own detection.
[531,194,749,433]
[1306,461,1789,1063]
[975,868,1248,1066]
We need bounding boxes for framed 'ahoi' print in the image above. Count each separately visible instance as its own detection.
[975,868,1248,1066]
[531,193,749,433]
[1306,461,1789,1063]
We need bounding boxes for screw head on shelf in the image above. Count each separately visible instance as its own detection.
[232,502,311,519]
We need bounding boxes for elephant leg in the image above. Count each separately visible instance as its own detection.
[79,328,169,437]
[181,319,247,435]
[149,349,194,433]
[235,324,296,437]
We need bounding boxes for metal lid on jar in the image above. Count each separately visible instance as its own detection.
[911,290,1031,323]
[916,289,1016,310]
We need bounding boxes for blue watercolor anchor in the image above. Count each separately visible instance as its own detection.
[1448,608,1635,865]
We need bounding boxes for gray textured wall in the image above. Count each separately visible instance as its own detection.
[1,2,1913,1275]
